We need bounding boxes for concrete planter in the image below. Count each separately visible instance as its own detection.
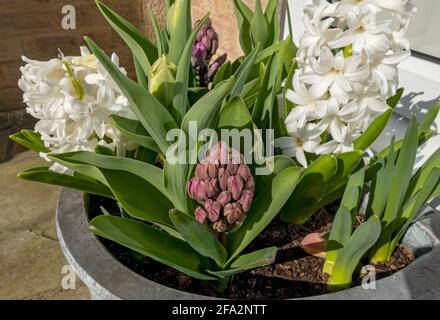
[56,188,440,300]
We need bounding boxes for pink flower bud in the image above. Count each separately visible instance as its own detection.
[213,219,227,233]
[239,190,253,212]
[196,179,208,202]
[218,168,230,191]
[237,164,251,180]
[195,163,208,180]
[204,178,219,198]
[228,175,244,201]
[205,199,221,222]
[195,206,208,224]
[245,175,255,193]
[217,191,231,206]
[192,42,207,62]
[201,35,212,52]
[226,163,238,175]
[207,163,218,179]
[187,178,199,200]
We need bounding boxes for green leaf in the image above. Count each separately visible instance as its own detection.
[419,101,440,132]
[111,115,160,153]
[209,247,277,277]
[49,151,166,195]
[169,209,227,267]
[95,0,157,76]
[9,130,50,153]
[228,166,302,261]
[182,76,236,133]
[382,117,418,225]
[147,5,165,56]
[213,62,232,87]
[18,167,114,199]
[283,61,297,117]
[231,44,260,97]
[252,55,274,127]
[281,155,338,224]
[233,0,254,55]
[95,145,115,156]
[354,109,392,150]
[173,14,210,124]
[323,169,365,275]
[217,96,253,130]
[89,216,216,280]
[49,152,175,225]
[85,37,178,155]
[250,0,269,48]
[326,150,364,194]
[328,215,381,291]
[265,0,280,45]
[168,0,192,65]
[133,56,148,89]
[387,88,404,109]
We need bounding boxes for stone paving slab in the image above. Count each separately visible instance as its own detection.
[0,151,89,300]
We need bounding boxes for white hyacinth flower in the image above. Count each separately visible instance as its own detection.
[280,0,414,166]
[19,46,138,173]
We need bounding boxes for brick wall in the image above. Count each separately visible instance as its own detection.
[0,0,273,162]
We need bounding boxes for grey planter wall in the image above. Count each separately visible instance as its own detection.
[56,188,440,300]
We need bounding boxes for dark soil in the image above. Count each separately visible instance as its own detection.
[86,195,415,299]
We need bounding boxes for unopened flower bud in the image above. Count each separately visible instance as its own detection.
[228,175,244,201]
[195,206,208,224]
[239,190,253,212]
[148,55,177,109]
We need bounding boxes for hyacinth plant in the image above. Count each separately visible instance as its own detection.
[273,0,439,226]
[10,0,303,290]
[323,114,440,291]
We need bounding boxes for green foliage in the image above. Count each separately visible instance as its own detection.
[325,115,440,291]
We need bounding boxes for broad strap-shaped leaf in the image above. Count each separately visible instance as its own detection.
[382,117,418,225]
[169,209,227,267]
[231,44,260,97]
[9,130,50,153]
[168,0,192,65]
[369,118,419,263]
[173,14,210,124]
[265,0,280,46]
[147,4,165,56]
[208,247,277,277]
[233,0,254,55]
[406,149,440,200]
[217,96,253,131]
[85,37,178,155]
[250,0,269,49]
[133,56,148,89]
[419,101,440,132]
[95,0,157,76]
[323,169,365,275]
[89,216,216,281]
[49,151,166,196]
[18,167,114,199]
[281,155,338,224]
[228,166,302,261]
[283,61,297,117]
[111,115,160,153]
[328,215,381,291]
[326,151,364,194]
[252,55,275,127]
[387,88,404,109]
[367,139,395,219]
[49,152,175,227]
[354,109,392,150]
[181,76,236,133]
[254,155,297,198]
[213,62,233,87]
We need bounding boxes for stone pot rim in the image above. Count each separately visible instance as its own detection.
[56,188,440,300]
